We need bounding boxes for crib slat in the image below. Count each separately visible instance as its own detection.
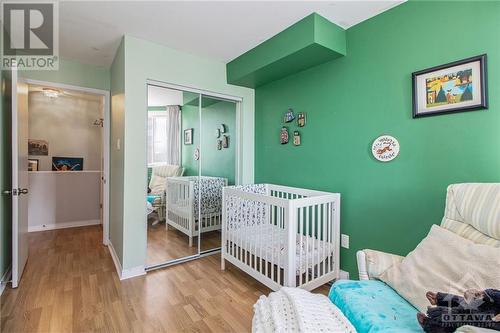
[305,206,309,284]
[298,207,303,286]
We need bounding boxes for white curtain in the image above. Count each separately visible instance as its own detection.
[147,105,180,166]
[165,105,180,165]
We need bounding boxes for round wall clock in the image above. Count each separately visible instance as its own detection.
[371,135,400,162]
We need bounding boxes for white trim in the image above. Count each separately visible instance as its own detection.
[0,266,12,296]
[121,265,146,280]
[146,79,243,102]
[108,241,123,278]
[108,242,146,280]
[22,78,111,247]
[28,220,101,233]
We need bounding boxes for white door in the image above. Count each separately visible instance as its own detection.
[11,68,29,288]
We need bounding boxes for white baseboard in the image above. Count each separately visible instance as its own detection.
[28,219,101,232]
[107,242,145,281]
[0,266,12,296]
[339,270,350,280]
[121,265,146,280]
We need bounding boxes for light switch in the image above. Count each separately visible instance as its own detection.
[116,139,121,150]
[341,234,349,249]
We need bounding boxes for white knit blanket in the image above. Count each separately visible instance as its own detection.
[252,287,357,333]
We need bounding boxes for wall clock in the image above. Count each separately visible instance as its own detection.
[371,135,400,162]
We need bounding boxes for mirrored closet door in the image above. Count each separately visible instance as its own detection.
[146,83,239,270]
[146,86,200,267]
[199,95,237,253]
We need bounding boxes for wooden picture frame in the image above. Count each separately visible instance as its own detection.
[412,54,488,118]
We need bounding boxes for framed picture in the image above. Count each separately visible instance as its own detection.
[28,139,49,155]
[184,128,193,145]
[28,159,39,171]
[412,54,487,118]
[52,157,83,171]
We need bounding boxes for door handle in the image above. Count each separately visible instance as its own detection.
[2,190,12,195]
[18,188,28,195]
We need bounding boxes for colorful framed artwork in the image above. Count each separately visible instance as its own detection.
[184,128,193,145]
[412,54,488,118]
[52,157,83,171]
[28,159,39,171]
[28,139,49,155]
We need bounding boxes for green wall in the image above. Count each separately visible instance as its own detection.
[181,100,236,184]
[254,1,500,277]
[20,58,110,90]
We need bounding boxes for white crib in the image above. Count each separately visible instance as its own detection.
[166,176,228,246]
[221,184,340,291]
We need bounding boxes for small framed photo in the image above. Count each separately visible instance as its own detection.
[184,128,193,145]
[412,54,488,118]
[28,159,39,171]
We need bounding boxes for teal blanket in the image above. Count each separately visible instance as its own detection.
[329,280,423,333]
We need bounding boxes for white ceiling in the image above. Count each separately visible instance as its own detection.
[59,1,405,68]
[148,85,183,107]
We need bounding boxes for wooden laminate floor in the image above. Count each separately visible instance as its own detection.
[1,225,329,333]
[147,220,221,266]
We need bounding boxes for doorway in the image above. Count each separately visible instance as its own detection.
[9,74,110,288]
[145,81,241,270]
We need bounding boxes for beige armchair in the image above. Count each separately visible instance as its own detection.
[148,164,184,222]
[357,183,500,280]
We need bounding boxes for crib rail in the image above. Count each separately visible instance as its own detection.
[221,184,340,291]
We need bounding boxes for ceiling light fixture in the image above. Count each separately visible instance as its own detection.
[42,88,61,98]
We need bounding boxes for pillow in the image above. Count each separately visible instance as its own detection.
[149,175,166,195]
[380,225,500,312]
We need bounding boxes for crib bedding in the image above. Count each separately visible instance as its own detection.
[171,176,226,216]
[226,224,334,275]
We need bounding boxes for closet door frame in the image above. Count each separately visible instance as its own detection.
[145,79,242,272]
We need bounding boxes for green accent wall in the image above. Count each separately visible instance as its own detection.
[254,1,500,277]
[181,99,237,184]
[227,13,346,88]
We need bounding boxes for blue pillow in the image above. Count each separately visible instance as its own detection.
[147,195,160,204]
[329,280,422,333]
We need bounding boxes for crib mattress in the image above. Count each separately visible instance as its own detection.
[226,224,334,275]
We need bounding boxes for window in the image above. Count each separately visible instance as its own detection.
[147,108,180,166]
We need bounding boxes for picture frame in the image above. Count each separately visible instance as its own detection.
[412,54,488,118]
[28,139,49,155]
[184,128,193,145]
[28,159,39,171]
[52,157,83,171]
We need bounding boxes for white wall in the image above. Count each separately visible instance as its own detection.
[28,91,103,171]
[28,172,101,231]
